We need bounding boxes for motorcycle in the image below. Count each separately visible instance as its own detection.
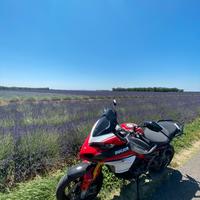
[56,100,184,200]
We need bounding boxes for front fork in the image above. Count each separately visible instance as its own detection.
[80,162,103,199]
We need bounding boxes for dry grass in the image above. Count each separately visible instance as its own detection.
[171,138,200,168]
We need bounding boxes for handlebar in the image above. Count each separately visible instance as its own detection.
[115,125,142,142]
[114,125,130,143]
[115,125,158,155]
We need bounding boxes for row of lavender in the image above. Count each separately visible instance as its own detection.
[0,92,200,190]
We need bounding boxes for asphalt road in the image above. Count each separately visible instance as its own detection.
[150,151,200,200]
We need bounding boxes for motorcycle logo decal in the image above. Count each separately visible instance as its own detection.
[115,147,129,155]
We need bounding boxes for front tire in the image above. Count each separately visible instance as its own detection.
[56,173,103,200]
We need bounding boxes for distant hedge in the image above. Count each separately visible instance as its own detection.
[112,87,184,92]
[0,86,50,91]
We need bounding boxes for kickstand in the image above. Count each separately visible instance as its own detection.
[136,176,140,200]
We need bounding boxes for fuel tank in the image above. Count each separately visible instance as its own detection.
[120,123,144,134]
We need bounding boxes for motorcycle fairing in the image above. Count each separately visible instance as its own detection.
[93,144,133,161]
[80,135,136,162]
[80,109,140,162]
[88,117,115,144]
[105,155,136,173]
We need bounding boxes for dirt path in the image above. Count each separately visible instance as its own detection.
[150,150,200,200]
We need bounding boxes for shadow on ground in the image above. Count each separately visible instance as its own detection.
[98,168,200,200]
[150,168,200,200]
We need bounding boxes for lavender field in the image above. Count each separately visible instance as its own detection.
[0,90,200,191]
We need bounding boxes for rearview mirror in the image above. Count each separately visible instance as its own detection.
[113,99,117,106]
[144,121,162,132]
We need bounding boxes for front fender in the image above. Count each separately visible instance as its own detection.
[67,162,93,179]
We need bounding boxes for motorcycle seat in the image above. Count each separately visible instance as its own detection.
[144,121,180,145]
[157,121,180,139]
[144,128,169,145]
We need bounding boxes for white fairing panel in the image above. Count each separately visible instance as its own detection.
[89,119,115,143]
[105,156,136,173]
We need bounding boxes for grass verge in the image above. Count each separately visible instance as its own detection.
[0,170,64,200]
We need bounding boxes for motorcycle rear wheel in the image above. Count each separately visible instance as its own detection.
[56,173,103,200]
[150,145,174,172]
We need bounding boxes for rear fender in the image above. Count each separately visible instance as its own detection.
[67,162,93,179]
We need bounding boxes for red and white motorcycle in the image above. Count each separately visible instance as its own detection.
[56,100,183,200]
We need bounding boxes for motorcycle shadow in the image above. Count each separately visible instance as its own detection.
[149,168,200,200]
[100,167,200,200]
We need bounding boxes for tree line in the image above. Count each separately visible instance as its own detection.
[0,86,50,91]
[112,87,184,92]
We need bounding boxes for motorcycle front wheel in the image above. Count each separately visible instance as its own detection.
[56,172,103,200]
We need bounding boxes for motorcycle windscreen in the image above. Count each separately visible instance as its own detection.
[92,116,112,137]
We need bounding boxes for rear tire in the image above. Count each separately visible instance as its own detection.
[56,173,103,200]
[149,145,174,172]
[159,145,174,170]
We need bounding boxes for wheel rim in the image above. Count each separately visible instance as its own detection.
[162,148,174,167]
[149,146,174,171]
[63,179,99,200]
[63,174,102,200]
[64,179,81,200]
[86,183,99,197]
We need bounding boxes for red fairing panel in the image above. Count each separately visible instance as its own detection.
[103,150,136,162]
[79,134,101,159]
[79,133,126,159]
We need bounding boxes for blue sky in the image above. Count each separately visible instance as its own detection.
[0,0,200,91]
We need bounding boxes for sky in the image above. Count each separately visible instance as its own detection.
[0,0,200,91]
